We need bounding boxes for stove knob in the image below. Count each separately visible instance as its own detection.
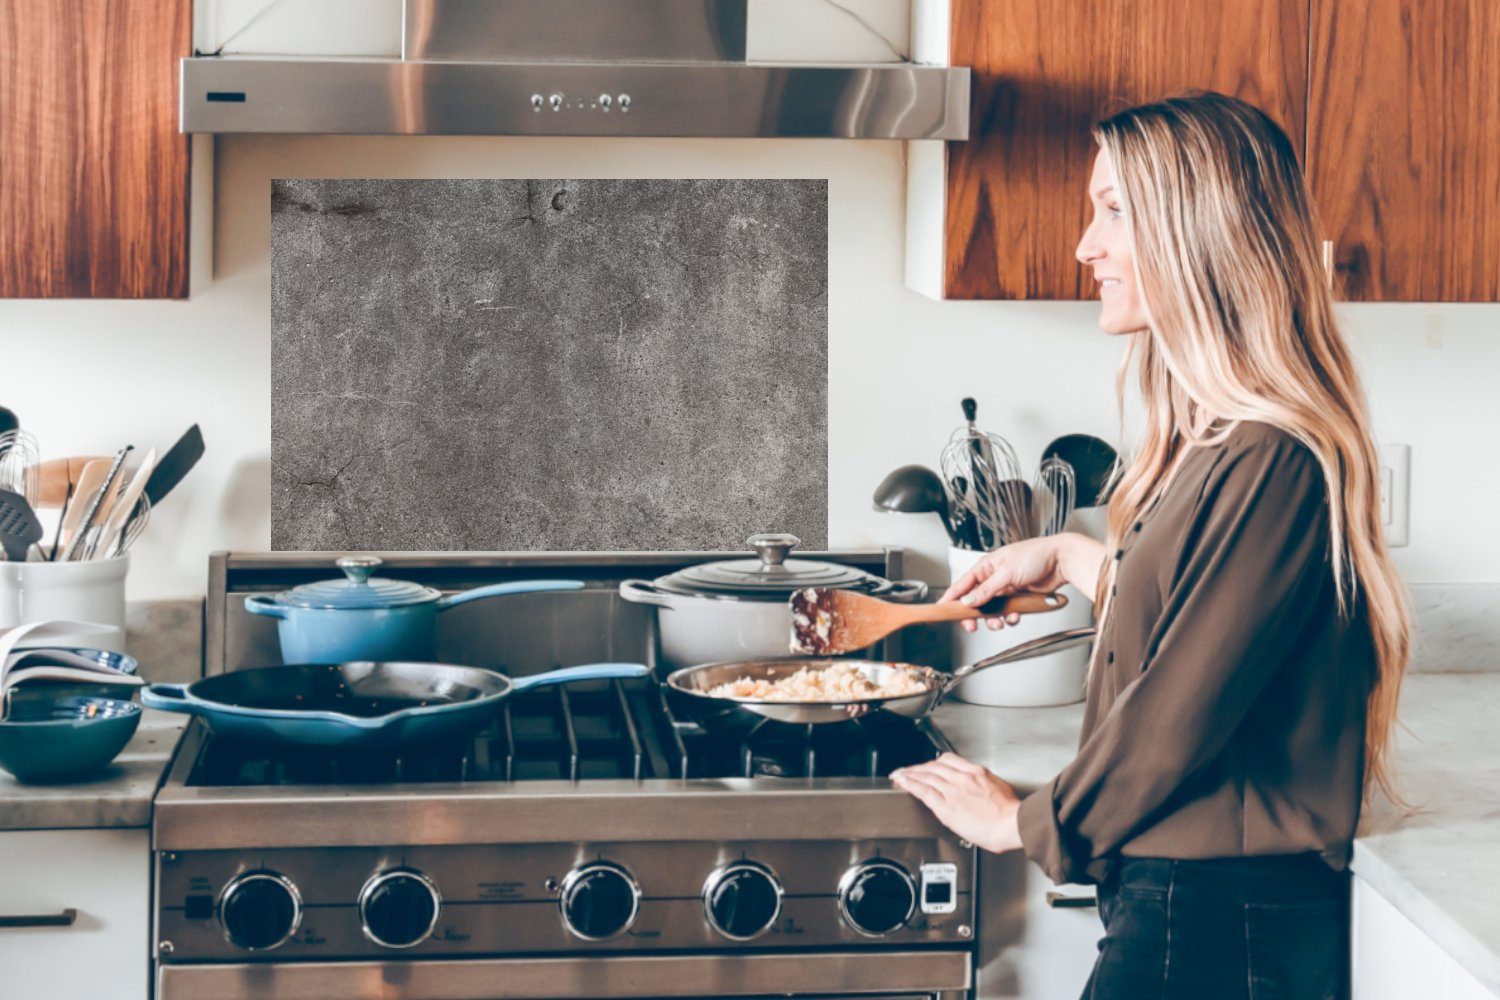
[219,871,301,952]
[560,862,640,941]
[838,860,916,937]
[359,869,442,949]
[703,861,783,941]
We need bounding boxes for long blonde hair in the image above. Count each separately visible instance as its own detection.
[1093,92,1410,803]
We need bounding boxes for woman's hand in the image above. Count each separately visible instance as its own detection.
[891,754,1023,854]
[941,532,1104,632]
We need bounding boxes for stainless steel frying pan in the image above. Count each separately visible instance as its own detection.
[665,627,1096,730]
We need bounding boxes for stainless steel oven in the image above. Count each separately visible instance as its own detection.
[153,551,977,1000]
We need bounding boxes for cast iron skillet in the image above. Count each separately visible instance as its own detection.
[665,627,1096,731]
[141,661,648,750]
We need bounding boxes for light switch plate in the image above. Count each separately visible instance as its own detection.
[1378,444,1410,548]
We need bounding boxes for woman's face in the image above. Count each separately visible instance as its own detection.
[1077,150,1149,335]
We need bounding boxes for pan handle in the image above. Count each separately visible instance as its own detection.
[618,579,673,608]
[244,595,287,619]
[509,662,651,693]
[941,627,1098,696]
[139,683,202,715]
[437,579,584,611]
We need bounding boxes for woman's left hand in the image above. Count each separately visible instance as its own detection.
[891,753,1024,854]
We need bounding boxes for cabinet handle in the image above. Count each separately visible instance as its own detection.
[0,908,77,928]
[1321,239,1335,288]
[1045,891,1097,909]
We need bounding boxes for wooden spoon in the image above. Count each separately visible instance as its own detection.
[789,588,1068,655]
[33,456,109,509]
[53,459,111,559]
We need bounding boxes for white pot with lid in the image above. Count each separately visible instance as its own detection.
[619,534,928,669]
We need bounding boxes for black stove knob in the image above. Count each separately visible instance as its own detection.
[703,861,783,941]
[219,871,301,952]
[838,860,916,937]
[560,862,640,941]
[359,869,442,949]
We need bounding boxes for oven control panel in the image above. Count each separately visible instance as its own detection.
[155,839,974,962]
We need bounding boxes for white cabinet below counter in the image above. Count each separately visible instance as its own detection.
[1353,876,1497,999]
[0,828,149,1000]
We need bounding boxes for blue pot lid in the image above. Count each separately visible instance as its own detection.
[276,557,441,610]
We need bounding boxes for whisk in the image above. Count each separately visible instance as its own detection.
[0,429,40,506]
[1032,457,1077,538]
[940,398,1029,549]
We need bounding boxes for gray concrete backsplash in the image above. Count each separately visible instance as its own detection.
[270,178,828,551]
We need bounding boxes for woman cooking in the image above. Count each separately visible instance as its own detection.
[891,93,1410,998]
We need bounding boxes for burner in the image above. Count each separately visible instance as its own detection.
[186,677,945,787]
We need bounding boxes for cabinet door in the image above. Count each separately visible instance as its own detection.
[944,0,1307,300]
[1308,0,1500,301]
[0,828,150,1000]
[1351,876,1496,999]
[0,0,191,298]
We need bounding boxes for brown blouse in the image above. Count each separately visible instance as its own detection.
[1016,422,1375,886]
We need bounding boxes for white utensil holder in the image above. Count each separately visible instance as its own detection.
[948,546,1094,707]
[0,555,129,652]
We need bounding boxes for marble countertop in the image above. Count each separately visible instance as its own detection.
[930,672,1500,994]
[0,709,186,832]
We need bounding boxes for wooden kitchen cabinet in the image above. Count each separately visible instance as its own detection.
[0,0,192,298]
[0,828,150,1000]
[917,0,1500,302]
[937,0,1307,300]
[1308,0,1500,301]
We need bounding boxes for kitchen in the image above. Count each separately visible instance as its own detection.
[2,0,1498,998]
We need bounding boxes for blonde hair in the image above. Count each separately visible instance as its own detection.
[1092,92,1410,804]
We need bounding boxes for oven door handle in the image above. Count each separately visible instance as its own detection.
[0,907,78,928]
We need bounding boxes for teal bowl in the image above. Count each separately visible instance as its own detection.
[0,697,142,784]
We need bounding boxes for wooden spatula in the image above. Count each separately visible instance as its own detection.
[789,588,1068,655]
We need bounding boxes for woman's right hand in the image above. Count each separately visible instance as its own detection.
[940,533,1101,632]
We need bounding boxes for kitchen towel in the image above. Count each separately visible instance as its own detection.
[271,178,827,551]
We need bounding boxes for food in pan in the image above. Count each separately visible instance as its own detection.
[705,663,929,702]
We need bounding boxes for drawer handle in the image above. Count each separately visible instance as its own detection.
[1045,891,1097,909]
[0,908,78,928]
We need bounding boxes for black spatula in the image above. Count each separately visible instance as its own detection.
[0,489,43,561]
[144,424,204,508]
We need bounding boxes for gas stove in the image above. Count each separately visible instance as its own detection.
[153,551,976,1000]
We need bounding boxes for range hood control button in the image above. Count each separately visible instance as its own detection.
[703,861,783,941]
[598,94,612,110]
[617,94,631,111]
[549,93,563,111]
[359,869,441,949]
[530,94,543,111]
[838,860,916,937]
[219,871,302,952]
[560,862,641,940]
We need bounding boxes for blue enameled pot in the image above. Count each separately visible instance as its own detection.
[245,556,583,664]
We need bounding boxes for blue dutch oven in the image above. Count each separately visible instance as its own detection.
[245,555,584,663]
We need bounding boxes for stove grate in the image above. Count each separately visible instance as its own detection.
[185,676,946,787]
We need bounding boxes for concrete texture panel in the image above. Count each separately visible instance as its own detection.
[270,179,827,551]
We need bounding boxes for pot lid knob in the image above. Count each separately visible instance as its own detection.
[747,534,800,569]
[336,555,383,585]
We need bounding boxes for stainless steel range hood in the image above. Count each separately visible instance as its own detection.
[181,0,970,139]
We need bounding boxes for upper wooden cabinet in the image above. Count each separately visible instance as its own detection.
[920,0,1500,302]
[1308,0,1500,302]
[0,0,192,299]
[942,0,1307,300]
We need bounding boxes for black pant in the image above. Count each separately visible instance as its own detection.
[1081,855,1348,1000]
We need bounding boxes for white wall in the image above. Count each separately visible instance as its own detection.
[1,135,1496,599]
